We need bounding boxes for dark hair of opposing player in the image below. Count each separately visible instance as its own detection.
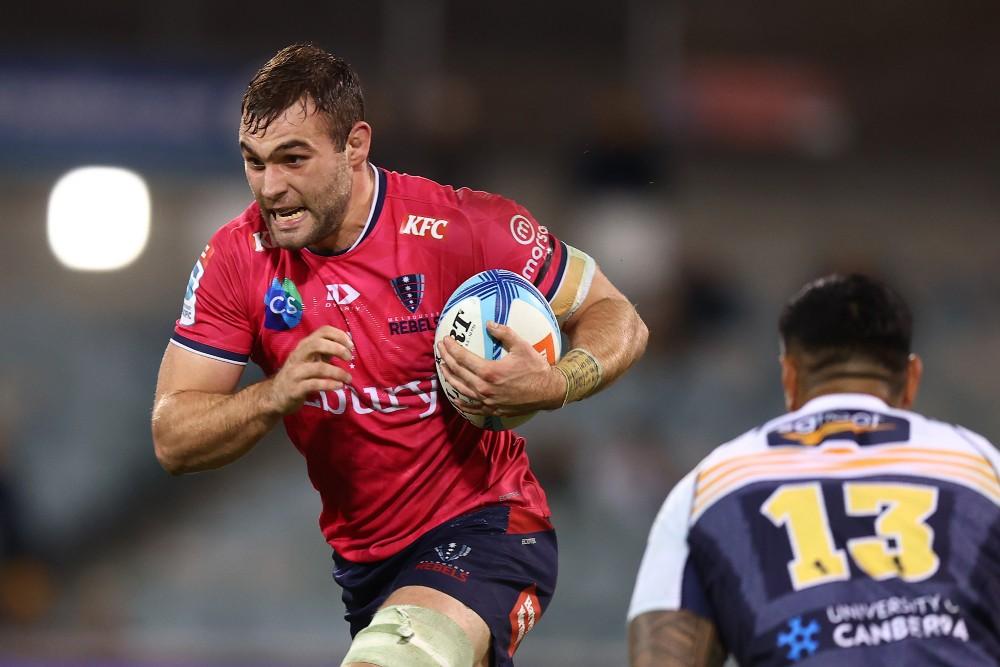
[241,43,365,150]
[779,273,912,390]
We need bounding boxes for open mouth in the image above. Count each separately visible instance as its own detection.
[271,207,306,228]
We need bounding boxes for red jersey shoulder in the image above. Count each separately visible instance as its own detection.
[385,169,539,242]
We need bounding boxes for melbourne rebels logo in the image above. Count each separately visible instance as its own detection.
[435,543,472,562]
[264,277,304,330]
[391,274,425,313]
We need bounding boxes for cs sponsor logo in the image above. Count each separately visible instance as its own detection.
[326,283,360,305]
[180,244,214,326]
[400,214,449,239]
[264,277,304,331]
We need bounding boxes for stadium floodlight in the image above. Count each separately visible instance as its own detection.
[47,166,151,271]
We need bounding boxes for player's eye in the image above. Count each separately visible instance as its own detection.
[285,155,307,165]
[245,157,264,170]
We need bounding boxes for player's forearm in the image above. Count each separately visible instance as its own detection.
[629,610,726,667]
[152,380,282,474]
[563,296,648,392]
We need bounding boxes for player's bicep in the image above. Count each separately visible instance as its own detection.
[155,341,245,403]
[560,264,627,333]
[629,609,726,667]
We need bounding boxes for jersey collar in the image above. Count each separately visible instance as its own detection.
[796,393,892,415]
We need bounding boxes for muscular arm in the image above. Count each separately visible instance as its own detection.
[629,610,727,667]
[560,267,649,391]
[152,327,353,474]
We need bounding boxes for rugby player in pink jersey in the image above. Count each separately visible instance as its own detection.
[152,44,648,667]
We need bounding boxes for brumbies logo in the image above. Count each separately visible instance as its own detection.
[264,278,304,331]
[767,410,910,447]
[435,543,471,562]
[391,274,425,313]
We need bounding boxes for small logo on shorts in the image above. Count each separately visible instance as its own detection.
[508,585,541,656]
[435,543,471,562]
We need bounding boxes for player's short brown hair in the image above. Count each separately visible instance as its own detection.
[241,44,365,150]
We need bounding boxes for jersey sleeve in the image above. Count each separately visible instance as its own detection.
[170,226,254,365]
[474,200,596,324]
[627,470,715,623]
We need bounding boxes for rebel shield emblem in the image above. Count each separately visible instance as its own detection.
[435,543,472,562]
[391,274,425,313]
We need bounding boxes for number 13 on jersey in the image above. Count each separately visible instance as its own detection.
[761,481,940,590]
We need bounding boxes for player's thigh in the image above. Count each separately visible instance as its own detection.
[386,585,490,665]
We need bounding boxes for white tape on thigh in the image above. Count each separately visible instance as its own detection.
[340,604,474,667]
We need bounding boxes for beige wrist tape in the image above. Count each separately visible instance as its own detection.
[554,348,603,406]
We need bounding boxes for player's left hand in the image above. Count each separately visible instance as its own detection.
[437,321,565,415]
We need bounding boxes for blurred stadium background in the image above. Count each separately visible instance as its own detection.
[2,1,999,665]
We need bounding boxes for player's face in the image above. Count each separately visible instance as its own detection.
[239,99,352,251]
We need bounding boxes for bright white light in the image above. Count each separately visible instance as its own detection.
[47,166,151,271]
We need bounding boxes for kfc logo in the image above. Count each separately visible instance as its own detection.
[400,214,449,239]
[510,215,535,245]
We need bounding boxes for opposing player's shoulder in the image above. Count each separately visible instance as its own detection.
[697,425,769,473]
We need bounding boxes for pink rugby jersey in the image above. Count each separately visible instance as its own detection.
[171,164,595,562]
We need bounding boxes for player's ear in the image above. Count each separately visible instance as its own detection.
[780,353,799,412]
[899,353,922,409]
[344,121,371,167]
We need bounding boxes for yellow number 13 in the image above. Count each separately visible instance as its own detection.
[761,481,940,590]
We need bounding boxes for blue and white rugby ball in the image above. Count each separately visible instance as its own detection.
[435,269,561,430]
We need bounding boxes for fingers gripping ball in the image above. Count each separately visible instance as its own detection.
[434,269,561,430]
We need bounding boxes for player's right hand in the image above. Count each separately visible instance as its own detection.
[267,326,354,415]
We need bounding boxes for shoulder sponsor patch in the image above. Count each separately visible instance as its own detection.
[767,409,910,447]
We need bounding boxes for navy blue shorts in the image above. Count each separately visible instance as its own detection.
[333,505,558,666]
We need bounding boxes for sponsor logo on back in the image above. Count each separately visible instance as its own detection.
[767,410,909,447]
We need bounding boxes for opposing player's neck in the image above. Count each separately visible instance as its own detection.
[796,379,901,410]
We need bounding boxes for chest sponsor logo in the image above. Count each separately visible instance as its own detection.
[179,244,214,326]
[326,283,360,305]
[264,277,304,330]
[250,230,276,252]
[303,377,438,418]
[391,273,425,313]
[764,595,970,663]
[400,214,449,239]
[767,410,909,447]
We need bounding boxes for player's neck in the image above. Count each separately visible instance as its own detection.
[327,163,376,253]
[797,379,900,410]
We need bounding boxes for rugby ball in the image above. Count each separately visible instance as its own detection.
[435,269,561,430]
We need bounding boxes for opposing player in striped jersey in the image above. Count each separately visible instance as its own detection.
[628,274,1000,666]
[152,44,648,667]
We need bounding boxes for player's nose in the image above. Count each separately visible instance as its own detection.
[259,165,288,201]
